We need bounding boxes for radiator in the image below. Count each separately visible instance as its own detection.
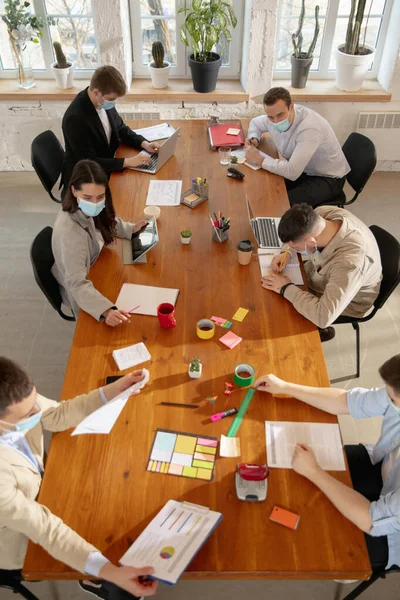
[356,112,400,161]
[118,111,161,121]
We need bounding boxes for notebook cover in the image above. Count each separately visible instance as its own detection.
[209,124,245,147]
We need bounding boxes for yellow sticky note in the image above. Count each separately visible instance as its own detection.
[174,435,197,455]
[182,466,198,478]
[197,468,213,481]
[232,307,249,322]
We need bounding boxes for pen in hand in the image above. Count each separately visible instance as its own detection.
[278,248,290,273]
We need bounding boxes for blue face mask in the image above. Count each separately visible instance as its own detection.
[100,99,116,111]
[0,407,42,433]
[297,239,318,257]
[271,118,291,133]
[78,198,106,218]
[389,397,400,416]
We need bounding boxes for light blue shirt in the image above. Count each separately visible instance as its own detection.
[347,386,400,569]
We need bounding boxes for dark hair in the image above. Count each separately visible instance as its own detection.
[89,65,127,97]
[62,159,117,245]
[379,355,400,395]
[278,203,320,243]
[263,87,292,109]
[0,357,34,418]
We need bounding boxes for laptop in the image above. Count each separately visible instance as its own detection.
[128,127,180,174]
[245,195,283,249]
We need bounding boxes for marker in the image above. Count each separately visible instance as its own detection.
[161,402,199,409]
[210,408,238,422]
[196,177,202,184]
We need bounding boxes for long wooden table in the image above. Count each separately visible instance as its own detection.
[24,120,371,581]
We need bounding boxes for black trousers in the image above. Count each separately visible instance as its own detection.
[345,444,389,571]
[285,173,345,207]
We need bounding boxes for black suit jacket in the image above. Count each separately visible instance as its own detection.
[62,87,146,188]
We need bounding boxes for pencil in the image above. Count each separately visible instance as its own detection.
[161,402,199,409]
[278,248,290,273]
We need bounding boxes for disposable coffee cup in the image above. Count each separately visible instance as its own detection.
[144,206,161,220]
[237,240,254,265]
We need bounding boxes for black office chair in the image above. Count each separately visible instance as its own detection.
[31,130,65,203]
[30,226,75,322]
[331,225,400,384]
[315,132,377,208]
[342,565,400,600]
[0,570,40,600]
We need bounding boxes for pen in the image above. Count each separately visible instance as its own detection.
[196,177,202,184]
[203,178,207,186]
[278,248,290,272]
[127,305,140,313]
[161,402,199,409]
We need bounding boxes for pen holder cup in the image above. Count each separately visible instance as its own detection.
[212,229,229,243]
[192,182,208,199]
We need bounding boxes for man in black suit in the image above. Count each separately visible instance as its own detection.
[62,65,159,191]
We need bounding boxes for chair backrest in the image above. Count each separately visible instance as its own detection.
[370,225,400,311]
[31,130,65,202]
[343,132,377,194]
[30,226,74,321]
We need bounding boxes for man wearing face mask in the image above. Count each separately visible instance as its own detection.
[245,87,350,207]
[253,354,400,578]
[62,65,159,194]
[262,203,382,342]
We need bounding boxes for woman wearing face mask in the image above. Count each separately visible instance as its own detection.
[52,159,146,327]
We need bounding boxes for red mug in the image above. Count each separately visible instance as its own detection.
[157,303,176,328]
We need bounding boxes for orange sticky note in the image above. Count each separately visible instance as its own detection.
[269,506,300,530]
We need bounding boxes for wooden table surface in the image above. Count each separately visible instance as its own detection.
[23,120,371,581]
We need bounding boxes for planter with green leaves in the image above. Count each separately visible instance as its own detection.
[179,0,237,93]
[188,357,202,379]
[181,230,192,245]
[335,0,375,91]
[51,41,74,89]
[149,41,170,89]
[290,0,320,89]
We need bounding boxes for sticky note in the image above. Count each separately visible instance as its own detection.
[150,448,173,463]
[168,463,183,475]
[185,193,200,204]
[232,307,249,322]
[171,452,193,466]
[174,435,197,455]
[154,431,177,453]
[197,438,218,447]
[193,459,214,470]
[219,331,242,349]
[211,316,227,324]
[220,434,241,457]
[196,445,217,455]
[194,452,215,461]
[227,128,241,135]
[182,466,198,478]
[197,468,213,481]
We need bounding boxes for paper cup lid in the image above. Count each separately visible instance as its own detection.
[237,240,254,252]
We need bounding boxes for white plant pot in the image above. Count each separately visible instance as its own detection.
[51,62,74,89]
[181,236,192,245]
[188,364,202,379]
[335,45,375,92]
[149,61,171,89]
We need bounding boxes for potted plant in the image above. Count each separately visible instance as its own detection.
[188,357,202,379]
[335,0,376,92]
[149,41,170,89]
[51,41,74,89]
[291,0,320,89]
[2,0,44,89]
[181,230,192,245]
[179,0,237,93]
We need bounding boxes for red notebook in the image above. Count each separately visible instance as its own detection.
[209,124,245,147]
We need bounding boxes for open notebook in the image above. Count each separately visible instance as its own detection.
[258,249,304,285]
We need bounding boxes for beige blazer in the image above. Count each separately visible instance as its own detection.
[0,390,104,572]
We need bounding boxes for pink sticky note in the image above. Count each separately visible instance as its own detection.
[211,316,227,324]
[197,438,218,447]
[219,331,242,349]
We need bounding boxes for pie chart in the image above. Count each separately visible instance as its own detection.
[160,546,175,559]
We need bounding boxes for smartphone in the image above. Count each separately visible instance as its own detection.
[105,375,123,385]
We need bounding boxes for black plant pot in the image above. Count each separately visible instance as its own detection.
[188,52,222,93]
[291,54,313,89]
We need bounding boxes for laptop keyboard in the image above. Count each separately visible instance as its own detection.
[252,218,280,247]
[138,153,158,171]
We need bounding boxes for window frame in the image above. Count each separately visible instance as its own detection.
[129,0,244,79]
[0,0,99,79]
[273,0,394,80]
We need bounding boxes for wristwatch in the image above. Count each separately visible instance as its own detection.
[280,283,294,298]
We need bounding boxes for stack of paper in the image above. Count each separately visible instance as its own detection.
[116,283,179,317]
[112,342,151,371]
[133,123,175,141]
[258,249,304,285]
[146,180,182,206]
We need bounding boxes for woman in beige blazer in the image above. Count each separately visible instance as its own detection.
[52,159,146,327]
[0,356,157,598]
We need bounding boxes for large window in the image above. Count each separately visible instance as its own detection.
[274,0,393,79]
[0,0,98,78]
[130,0,244,78]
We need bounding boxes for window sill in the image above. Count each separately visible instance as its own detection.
[0,78,249,103]
[264,79,392,103]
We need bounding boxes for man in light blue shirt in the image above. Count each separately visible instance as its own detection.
[254,354,400,573]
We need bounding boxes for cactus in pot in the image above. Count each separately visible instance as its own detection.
[51,40,74,88]
[152,41,165,68]
[53,41,68,68]
[149,41,170,89]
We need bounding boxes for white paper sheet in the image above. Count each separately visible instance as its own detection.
[265,421,346,471]
[231,148,269,171]
[116,283,179,317]
[112,342,151,371]
[133,123,175,141]
[257,249,304,285]
[146,180,182,206]
[71,369,150,436]
[219,434,241,457]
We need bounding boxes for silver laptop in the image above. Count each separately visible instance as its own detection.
[129,127,180,174]
[245,195,282,249]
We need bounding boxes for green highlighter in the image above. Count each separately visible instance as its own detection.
[226,388,256,438]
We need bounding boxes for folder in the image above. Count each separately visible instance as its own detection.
[209,124,245,147]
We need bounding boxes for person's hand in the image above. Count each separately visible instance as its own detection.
[245,137,259,148]
[104,369,147,401]
[141,141,161,154]
[99,563,158,597]
[124,154,152,168]
[253,373,288,395]
[292,443,321,480]
[133,219,148,234]
[103,308,130,327]
[261,273,291,294]
[245,145,263,165]
[271,250,291,273]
